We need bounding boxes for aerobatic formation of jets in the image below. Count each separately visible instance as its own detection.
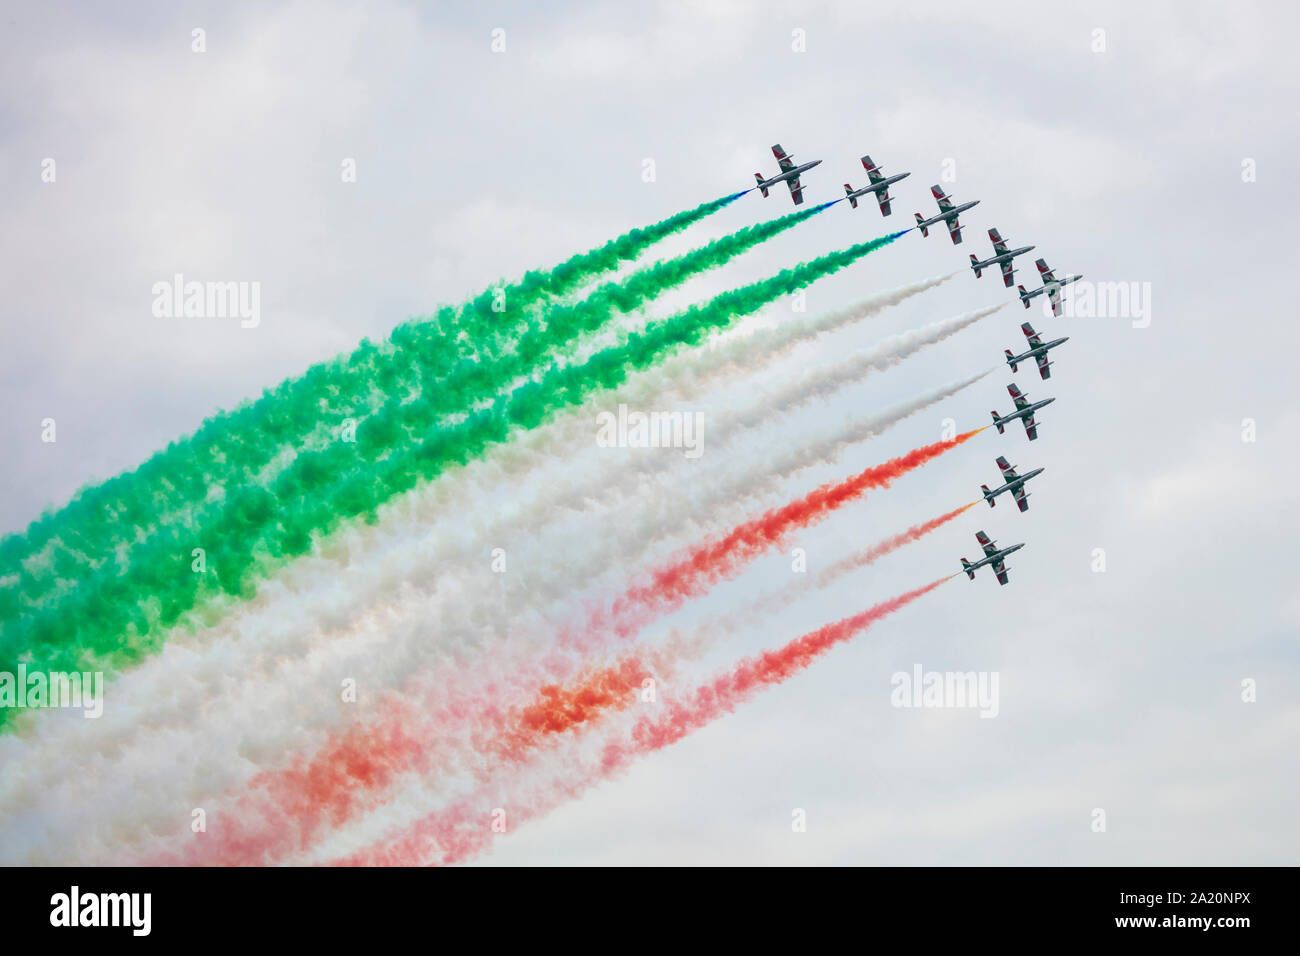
[747,142,1085,586]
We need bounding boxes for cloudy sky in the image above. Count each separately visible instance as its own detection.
[1,0,1297,864]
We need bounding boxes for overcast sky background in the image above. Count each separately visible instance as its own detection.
[1,0,1297,864]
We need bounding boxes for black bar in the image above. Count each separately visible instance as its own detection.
[7,866,1284,943]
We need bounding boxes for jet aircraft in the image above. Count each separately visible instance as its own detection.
[1004,322,1069,380]
[914,185,980,244]
[970,227,1035,287]
[843,154,910,216]
[960,531,1024,586]
[980,456,1044,513]
[1016,258,1083,316]
[990,383,1055,441]
[754,143,822,206]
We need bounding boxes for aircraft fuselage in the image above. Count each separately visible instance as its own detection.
[1007,338,1069,367]
[918,199,980,228]
[995,398,1055,428]
[1022,274,1083,300]
[760,160,822,189]
[966,542,1024,572]
[986,467,1045,499]
[973,245,1036,270]
[1044,274,1082,292]
[848,171,910,199]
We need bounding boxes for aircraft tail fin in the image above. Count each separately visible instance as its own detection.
[1005,349,1018,373]
[981,484,995,506]
[754,173,769,198]
[961,558,975,580]
[844,185,857,209]
[970,254,981,278]
[991,411,1005,434]
[914,213,928,237]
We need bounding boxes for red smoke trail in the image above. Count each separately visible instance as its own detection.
[335,576,950,866]
[584,428,984,643]
[159,434,979,865]
[839,501,978,573]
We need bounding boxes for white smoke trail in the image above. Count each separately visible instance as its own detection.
[709,303,1001,437]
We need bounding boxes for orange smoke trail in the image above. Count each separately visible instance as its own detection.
[488,656,653,763]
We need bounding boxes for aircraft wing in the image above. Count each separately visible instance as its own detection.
[1035,352,1051,379]
[787,176,805,205]
[1008,383,1028,409]
[878,191,892,216]
[772,144,796,172]
[946,216,964,244]
[999,259,1016,287]
[993,558,1010,585]
[931,184,954,211]
[976,531,997,555]
[989,228,1009,255]
[996,456,1018,480]
[1046,285,1064,317]
[1023,413,1039,441]
[1013,486,1030,512]
[1021,323,1044,347]
[1036,258,1058,282]
[863,156,885,184]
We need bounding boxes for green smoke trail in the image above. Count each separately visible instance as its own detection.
[0,192,747,621]
[2,197,814,629]
[0,228,900,732]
